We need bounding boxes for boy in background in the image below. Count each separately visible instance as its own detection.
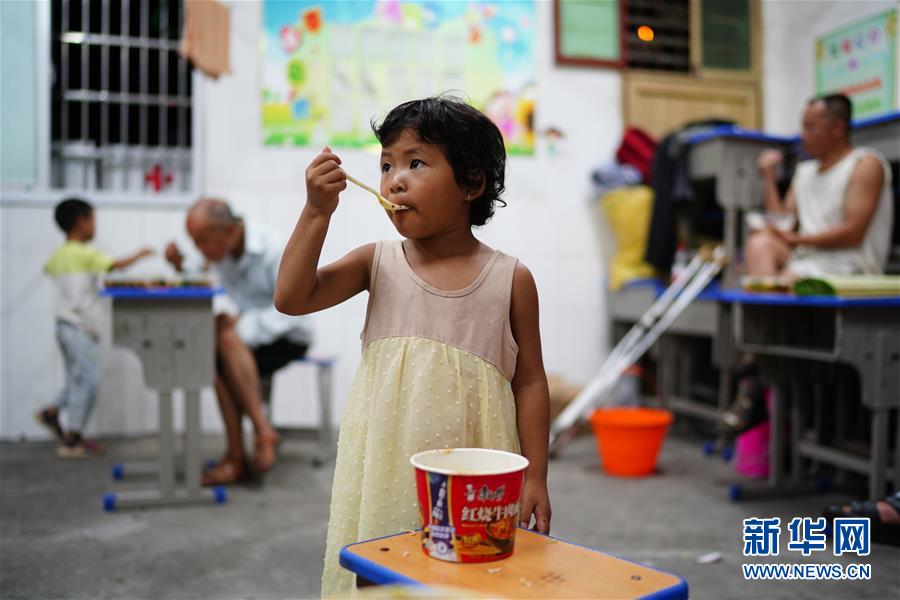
[35,198,153,457]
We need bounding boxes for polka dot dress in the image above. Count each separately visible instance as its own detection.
[320,337,519,598]
[320,241,522,598]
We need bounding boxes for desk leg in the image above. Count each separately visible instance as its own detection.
[159,389,175,499]
[105,388,221,510]
[789,376,803,484]
[895,408,900,488]
[184,389,202,495]
[870,410,888,500]
[769,386,785,488]
[724,207,737,285]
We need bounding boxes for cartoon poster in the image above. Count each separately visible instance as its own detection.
[815,10,897,119]
[261,1,536,155]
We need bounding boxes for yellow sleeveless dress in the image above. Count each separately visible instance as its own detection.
[320,241,521,598]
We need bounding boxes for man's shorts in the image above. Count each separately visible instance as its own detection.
[252,338,309,377]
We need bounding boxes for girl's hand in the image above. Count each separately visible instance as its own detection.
[305,146,346,216]
[519,477,552,534]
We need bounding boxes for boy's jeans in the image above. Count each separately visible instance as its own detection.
[52,320,102,433]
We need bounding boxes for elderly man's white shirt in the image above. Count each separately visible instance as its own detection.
[206,222,313,348]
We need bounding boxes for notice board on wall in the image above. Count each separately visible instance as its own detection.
[816,9,897,119]
[261,1,536,155]
[554,0,624,68]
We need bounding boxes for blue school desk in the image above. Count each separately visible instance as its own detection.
[100,286,225,510]
[717,290,900,500]
[340,528,688,599]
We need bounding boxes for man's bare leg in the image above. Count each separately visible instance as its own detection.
[215,318,280,471]
[745,229,793,276]
[215,373,245,460]
[203,373,249,485]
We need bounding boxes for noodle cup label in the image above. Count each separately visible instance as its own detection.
[410,448,528,563]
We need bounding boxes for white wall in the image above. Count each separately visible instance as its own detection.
[1,0,617,439]
[762,0,900,134]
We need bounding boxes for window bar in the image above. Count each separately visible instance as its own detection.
[81,0,90,187]
[63,90,191,105]
[100,0,110,189]
[120,0,130,191]
[160,0,168,191]
[60,0,70,187]
[59,33,179,50]
[177,0,188,190]
[140,0,149,187]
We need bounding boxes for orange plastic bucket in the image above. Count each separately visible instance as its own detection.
[589,408,673,477]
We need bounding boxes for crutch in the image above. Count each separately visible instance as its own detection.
[549,246,727,457]
[604,247,712,371]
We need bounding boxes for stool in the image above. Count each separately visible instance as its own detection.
[260,355,336,467]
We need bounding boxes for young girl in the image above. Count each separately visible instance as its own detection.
[275,96,551,598]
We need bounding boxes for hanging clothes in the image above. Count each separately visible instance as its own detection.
[616,127,658,184]
[644,120,735,272]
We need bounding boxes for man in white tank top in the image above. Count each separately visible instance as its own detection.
[745,93,893,279]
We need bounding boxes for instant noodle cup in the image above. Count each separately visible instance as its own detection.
[410,448,529,563]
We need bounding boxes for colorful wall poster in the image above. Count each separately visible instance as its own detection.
[815,10,897,120]
[262,1,536,155]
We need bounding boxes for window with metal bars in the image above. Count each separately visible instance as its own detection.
[50,0,193,193]
[624,0,691,72]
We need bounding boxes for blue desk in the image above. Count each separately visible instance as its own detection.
[340,528,688,599]
[101,286,220,299]
[717,290,900,499]
[101,286,225,510]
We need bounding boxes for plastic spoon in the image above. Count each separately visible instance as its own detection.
[343,172,408,212]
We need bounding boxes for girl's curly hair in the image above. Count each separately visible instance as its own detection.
[372,95,507,226]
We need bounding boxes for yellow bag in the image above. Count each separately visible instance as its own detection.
[601,185,656,290]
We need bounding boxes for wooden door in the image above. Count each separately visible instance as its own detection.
[622,70,760,139]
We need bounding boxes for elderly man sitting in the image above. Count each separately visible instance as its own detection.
[745,93,893,280]
[166,199,313,485]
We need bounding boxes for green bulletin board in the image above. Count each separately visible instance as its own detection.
[554,0,623,67]
[816,10,897,119]
[701,0,751,71]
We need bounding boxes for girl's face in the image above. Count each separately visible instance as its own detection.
[380,129,471,240]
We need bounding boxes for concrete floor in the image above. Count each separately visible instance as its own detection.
[1,431,898,599]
